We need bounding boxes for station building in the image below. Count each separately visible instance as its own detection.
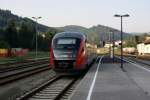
[137,36,150,55]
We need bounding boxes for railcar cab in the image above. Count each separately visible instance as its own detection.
[50,32,87,73]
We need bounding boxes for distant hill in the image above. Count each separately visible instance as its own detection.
[0,9,132,45]
[57,25,88,32]
[58,25,131,44]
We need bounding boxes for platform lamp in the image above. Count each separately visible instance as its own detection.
[32,16,42,58]
[114,14,129,69]
[112,31,115,62]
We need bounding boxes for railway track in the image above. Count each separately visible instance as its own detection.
[17,75,78,100]
[0,63,50,85]
[16,58,96,100]
[0,59,49,73]
[0,57,49,68]
[1,56,95,99]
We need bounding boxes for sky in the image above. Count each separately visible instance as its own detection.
[0,0,150,33]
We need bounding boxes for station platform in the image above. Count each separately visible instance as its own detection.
[70,56,150,100]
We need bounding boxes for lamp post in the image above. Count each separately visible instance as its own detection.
[32,17,42,58]
[112,31,115,62]
[114,14,129,69]
[109,32,112,58]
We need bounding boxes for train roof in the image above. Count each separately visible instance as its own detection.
[53,32,86,39]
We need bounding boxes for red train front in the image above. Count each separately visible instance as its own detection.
[50,32,88,73]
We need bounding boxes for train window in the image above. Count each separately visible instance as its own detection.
[53,38,81,50]
[57,39,76,44]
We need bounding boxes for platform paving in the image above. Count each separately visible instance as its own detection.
[123,60,150,95]
[70,56,150,100]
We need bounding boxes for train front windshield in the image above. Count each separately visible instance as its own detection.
[53,38,80,50]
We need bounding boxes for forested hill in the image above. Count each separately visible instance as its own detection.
[0,9,51,32]
[58,25,131,44]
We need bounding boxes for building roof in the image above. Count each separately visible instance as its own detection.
[144,39,150,44]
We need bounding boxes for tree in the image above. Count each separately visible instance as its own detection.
[124,37,136,47]
[19,22,35,49]
[37,28,58,51]
[5,20,19,48]
[0,28,5,40]
[0,40,9,48]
